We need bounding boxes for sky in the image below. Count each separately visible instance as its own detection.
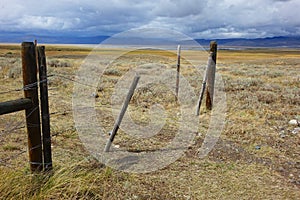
[0,0,300,39]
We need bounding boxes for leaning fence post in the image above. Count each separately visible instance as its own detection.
[175,45,181,99]
[196,52,211,116]
[205,41,217,110]
[37,46,52,171]
[104,75,140,152]
[21,42,43,172]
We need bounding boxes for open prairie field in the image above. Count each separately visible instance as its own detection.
[0,44,299,199]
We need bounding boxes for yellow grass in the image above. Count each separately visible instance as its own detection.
[0,44,299,199]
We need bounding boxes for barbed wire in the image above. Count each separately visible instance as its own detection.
[0,106,39,136]
[0,75,55,95]
[49,73,97,88]
[0,72,97,96]
[0,104,44,167]
[0,125,77,169]
[0,71,103,169]
[0,88,22,95]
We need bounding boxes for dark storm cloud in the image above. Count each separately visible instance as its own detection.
[0,0,299,38]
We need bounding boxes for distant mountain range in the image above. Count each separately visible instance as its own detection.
[0,32,299,48]
[196,36,300,48]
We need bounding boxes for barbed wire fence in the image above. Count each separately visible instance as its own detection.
[0,41,218,173]
[0,71,101,171]
[1,44,109,172]
[0,52,184,171]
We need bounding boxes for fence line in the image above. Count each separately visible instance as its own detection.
[1,71,96,137]
[0,88,23,95]
[1,75,109,170]
[0,78,52,95]
[0,43,103,172]
[50,73,97,88]
[1,41,218,172]
[0,73,96,95]
[0,106,39,136]
[0,42,52,172]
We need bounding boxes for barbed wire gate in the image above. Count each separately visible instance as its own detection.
[0,42,52,172]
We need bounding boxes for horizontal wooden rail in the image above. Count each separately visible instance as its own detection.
[0,98,33,115]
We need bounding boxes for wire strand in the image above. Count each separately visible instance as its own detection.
[0,75,55,95]
[50,73,97,88]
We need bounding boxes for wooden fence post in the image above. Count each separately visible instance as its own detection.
[104,75,140,152]
[21,42,43,172]
[205,41,217,110]
[175,45,181,99]
[37,46,52,171]
[0,98,33,115]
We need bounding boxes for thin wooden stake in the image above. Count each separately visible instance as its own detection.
[22,42,43,172]
[205,41,217,110]
[175,45,181,99]
[37,46,52,171]
[196,52,213,115]
[104,75,140,152]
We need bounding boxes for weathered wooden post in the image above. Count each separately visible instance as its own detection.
[175,45,181,99]
[0,98,33,115]
[21,42,43,172]
[37,46,52,171]
[205,41,217,110]
[104,75,140,152]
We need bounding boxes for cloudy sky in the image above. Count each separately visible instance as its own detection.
[0,0,299,39]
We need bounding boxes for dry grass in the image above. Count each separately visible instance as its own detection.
[0,44,299,199]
